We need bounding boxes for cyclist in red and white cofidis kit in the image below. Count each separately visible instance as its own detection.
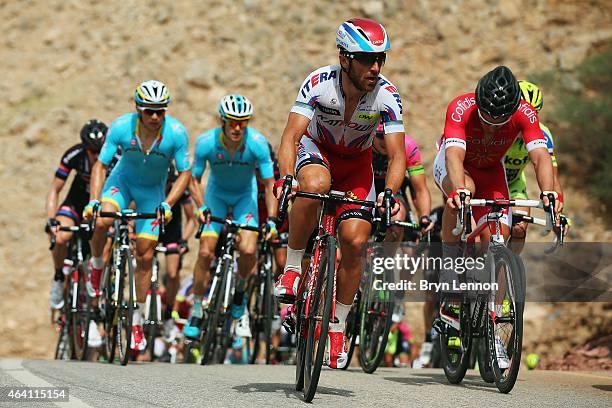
[275,18,407,369]
[433,65,559,368]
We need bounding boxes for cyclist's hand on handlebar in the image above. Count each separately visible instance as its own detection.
[419,215,435,234]
[376,192,399,216]
[82,199,100,220]
[265,218,278,241]
[554,214,571,237]
[447,188,471,210]
[196,204,211,223]
[274,176,299,200]
[157,202,173,224]
[540,191,562,215]
[45,218,60,236]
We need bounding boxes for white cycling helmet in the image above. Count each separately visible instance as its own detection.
[218,94,253,121]
[336,18,390,53]
[134,80,171,106]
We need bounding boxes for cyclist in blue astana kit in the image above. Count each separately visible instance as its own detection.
[83,80,191,351]
[183,94,277,340]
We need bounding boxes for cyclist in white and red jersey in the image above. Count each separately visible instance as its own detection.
[275,18,407,369]
[433,65,559,369]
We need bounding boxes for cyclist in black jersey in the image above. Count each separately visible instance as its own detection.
[45,120,119,311]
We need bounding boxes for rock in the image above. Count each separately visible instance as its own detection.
[558,45,590,71]
[157,6,172,24]
[360,1,384,21]
[23,122,47,148]
[498,0,520,24]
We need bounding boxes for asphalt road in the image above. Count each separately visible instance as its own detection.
[0,358,610,407]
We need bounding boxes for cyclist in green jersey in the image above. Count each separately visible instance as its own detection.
[506,80,568,253]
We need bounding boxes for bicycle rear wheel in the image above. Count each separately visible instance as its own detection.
[71,264,91,361]
[262,251,275,364]
[303,235,335,402]
[117,249,135,366]
[487,246,524,393]
[477,337,495,383]
[145,261,161,362]
[294,269,308,391]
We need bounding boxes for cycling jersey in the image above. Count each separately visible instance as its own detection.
[99,113,191,186]
[192,127,273,236]
[99,113,191,240]
[434,93,548,226]
[505,123,557,185]
[291,65,404,156]
[442,93,547,169]
[54,143,119,222]
[372,135,425,198]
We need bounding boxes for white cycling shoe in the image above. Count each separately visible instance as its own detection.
[87,321,102,348]
[235,313,252,338]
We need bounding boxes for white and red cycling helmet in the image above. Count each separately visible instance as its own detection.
[336,18,390,53]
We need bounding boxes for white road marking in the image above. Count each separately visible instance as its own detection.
[0,358,92,407]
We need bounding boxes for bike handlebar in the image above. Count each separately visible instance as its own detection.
[195,215,261,239]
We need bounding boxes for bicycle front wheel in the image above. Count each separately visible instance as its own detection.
[341,292,360,370]
[71,264,91,361]
[117,249,135,366]
[201,259,229,365]
[303,235,335,402]
[487,246,524,393]
[440,300,472,384]
[359,272,393,374]
[101,262,117,363]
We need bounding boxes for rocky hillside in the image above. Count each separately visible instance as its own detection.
[1,0,611,357]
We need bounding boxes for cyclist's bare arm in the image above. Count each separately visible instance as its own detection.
[89,160,108,201]
[278,112,310,177]
[263,177,277,218]
[188,175,205,208]
[410,173,432,218]
[529,147,556,199]
[46,177,66,220]
[165,169,191,207]
[445,146,467,191]
[384,132,407,193]
[182,199,197,240]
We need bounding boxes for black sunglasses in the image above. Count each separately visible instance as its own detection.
[348,52,386,66]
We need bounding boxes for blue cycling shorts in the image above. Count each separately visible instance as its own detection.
[201,184,259,237]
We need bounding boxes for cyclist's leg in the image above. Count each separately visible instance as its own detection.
[88,177,128,297]
[508,171,529,254]
[49,207,77,309]
[232,188,259,327]
[160,216,182,317]
[275,137,331,302]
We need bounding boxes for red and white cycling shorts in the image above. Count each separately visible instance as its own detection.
[296,136,376,224]
[433,145,511,227]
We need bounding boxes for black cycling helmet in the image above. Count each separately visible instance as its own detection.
[80,119,108,152]
[475,65,521,119]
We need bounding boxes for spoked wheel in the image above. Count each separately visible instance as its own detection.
[303,235,335,402]
[201,260,228,365]
[117,250,135,366]
[261,254,275,365]
[71,265,91,361]
[246,275,262,364]
[145,273,161,362]
[101,263,117,363]
[440,300,472,384]
[341,293,360,370]
[358,283,393,374]
[55,278,74,360]
[487,246,524,393]
[294,269,309,391]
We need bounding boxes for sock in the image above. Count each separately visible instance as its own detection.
[132,308,143,326]
[192,295,203,319]
[91,256,104,270]
[285,247,306,273]
[329,302,352,332]
[425,332,432,343]
[232,278,247,305]
[54,268,64,282]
